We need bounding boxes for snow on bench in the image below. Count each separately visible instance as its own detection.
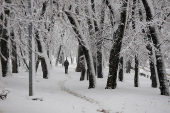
[0,90,9,100]
[0,93,7,100]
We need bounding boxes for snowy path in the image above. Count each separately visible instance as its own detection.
[64,65,170,113]
[0,63,170,113]
[59,74,110,113]
[0,64,106,113]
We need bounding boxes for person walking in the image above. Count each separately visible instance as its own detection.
[64,58,69,74]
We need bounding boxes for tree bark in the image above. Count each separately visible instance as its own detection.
[11,31,18,73]
[141,0,169,95]
[65,11,96,88]
[134,55,139,87]
[106,0,128,89]
[132,0,139,87]
[90,0,106,77]
[80,57,86,81]
[81,46,96,88]
[19,47,29,71]
[41,58,48,79]
[149,56,157,88]
[35,58,40,72]
[138,4,158,88]
[35,1,50,79]
[106,0,115,26]
[76,45,83,72]
[35,32,48,79]
[126,60,131,73]
[1,29,9,77]
[55,45,62,66]
[70,53,73,64]
[0,0,11,77]
[96,0,105,78]
[118,56,123,81]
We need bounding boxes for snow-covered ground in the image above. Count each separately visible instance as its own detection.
[0,63,170,113]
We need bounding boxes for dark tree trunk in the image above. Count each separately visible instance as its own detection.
[1,29,9,77]
[61,51,65,66]
[141,0,169,95]
[35,31,48,79]
[65,11,96,88]
[19,47,29,71]
[138,2,157,88]
[93,55,97,75]
[36,59,40,72]
[35,31,42,70]
[91,0,99,32]
[80,68,86,81]
[134,56,139,87]
[84,3,93,35]
[56,45,62,66]
[144,35,158,88]
[11,31,18,73]
[76,45,83,72]
[41,58,48,79]
[132,0,139,87]
[97,2,105,78]
[34,1,49,79]
[149,57,157,88]
[126,60,131,73]
[81,46,95,88]
[106,0,128,89]
[118,57,123,81]
[106,0,115,26]
[80,58,86,81]
[91,0,105,78]
[70,53,73,64]
[0,0,11,77]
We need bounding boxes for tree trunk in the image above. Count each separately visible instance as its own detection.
[126,60,131,73]
[35,31,48,79]
[138,3,158,88]
[19,47,29,71]
[80,58,86,81]
[106,0,128,89]
[41,58,48,79]
[76,45,83,72]
[65,11,96,88]
[36,59,40,72]
[118,57,123,81]
[105,0,115,27]
[134,56,139,87]
[61,51,65,66]
[96,0,105,78]
[1,29,9,77]
[81,46,96,88]
[149,56,157,88]
[0,0,11,77]
[93,55,97,75]
[11,31,18,73]
[55,45,62,66]
[70,53,73,64]
[141,0,169,95]
[97,39,103,78]
[35,1,50,79]
[0,57,2,82]
[132,0,139,87]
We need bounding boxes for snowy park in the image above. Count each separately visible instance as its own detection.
[1,0,170,113]
[0,63,170,113]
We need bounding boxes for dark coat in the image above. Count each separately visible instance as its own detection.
[64,60,69,69]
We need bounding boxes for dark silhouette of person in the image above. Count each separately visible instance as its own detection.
[64,58,69,74]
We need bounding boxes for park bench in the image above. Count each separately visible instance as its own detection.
[0,93,7,100]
